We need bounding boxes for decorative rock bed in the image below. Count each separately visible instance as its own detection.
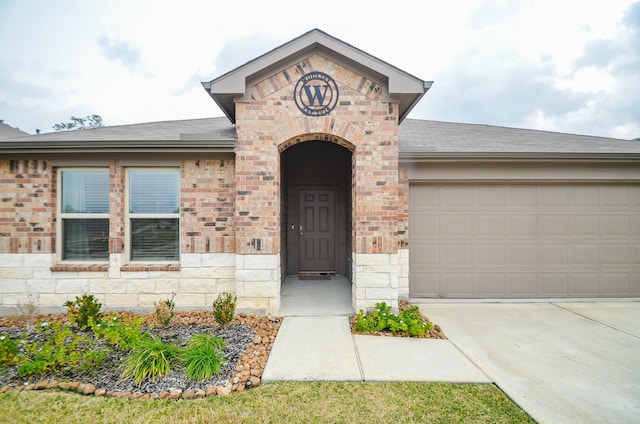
[0,311,282,400]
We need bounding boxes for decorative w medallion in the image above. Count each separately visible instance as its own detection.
[294,71,339,116]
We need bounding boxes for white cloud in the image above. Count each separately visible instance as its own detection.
[0,0,637,138]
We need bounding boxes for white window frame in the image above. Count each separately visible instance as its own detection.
[56,168,110,263]
[125,167,180,263]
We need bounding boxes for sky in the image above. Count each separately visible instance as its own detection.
[0,0,638,139]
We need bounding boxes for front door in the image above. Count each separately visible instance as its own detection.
[298,189,335,271]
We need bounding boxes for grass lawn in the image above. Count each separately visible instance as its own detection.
[0,381,533,423]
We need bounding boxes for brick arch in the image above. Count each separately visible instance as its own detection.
[274,116,363,153]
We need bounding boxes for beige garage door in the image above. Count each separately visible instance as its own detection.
[409,183,640,298]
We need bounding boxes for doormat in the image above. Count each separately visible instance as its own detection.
[298,275,331,280]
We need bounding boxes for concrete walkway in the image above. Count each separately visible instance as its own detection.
[420,301,640,424]
[262,315,489,383]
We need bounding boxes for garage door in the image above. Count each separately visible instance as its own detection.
[409,183,640,298]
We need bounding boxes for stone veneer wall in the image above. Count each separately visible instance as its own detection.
[397,165,410,300]
[0,252,236,314]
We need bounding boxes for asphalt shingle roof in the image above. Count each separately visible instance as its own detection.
[398,119,640,154]
[0,122,29,139]
[2,116,638,156]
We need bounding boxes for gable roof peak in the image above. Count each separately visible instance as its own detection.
[202,29,431,124]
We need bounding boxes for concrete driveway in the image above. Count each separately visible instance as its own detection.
[419,301,640,424]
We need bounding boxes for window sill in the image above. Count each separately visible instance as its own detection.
[51,264,109,272]
[120,264,181,272]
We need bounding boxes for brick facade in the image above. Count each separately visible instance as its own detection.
[236,54,400,256]
[0,40,410,314]
[0,160,54,254]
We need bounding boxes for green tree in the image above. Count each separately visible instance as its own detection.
[53,115,104,131]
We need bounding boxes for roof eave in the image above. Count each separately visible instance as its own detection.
[0,139,236,155]
[399,151,640,162]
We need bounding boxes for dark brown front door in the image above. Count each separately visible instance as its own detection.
[298,189,335,271]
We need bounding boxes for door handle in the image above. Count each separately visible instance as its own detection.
[299,224,303,236]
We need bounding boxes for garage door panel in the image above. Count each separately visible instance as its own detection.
[507,273,537,295]
[540,215,569,236]
[409,271,440,297]
[541,273,569,295]
[602,186,630,207]
[571,215,600,236]
[409,185,440,208]
[442,273,473,296]
[475,273,505,295]
[475,215,505,236]
[569,244,599,265]
[508,186,537,207]
[571,186,600,206]
[443,186,473,207]
[632,274,640,295]
[602,215,630,236]
[540,186,569,207]
[507,215,537,236]
[540,244,568,266]
[410,243,440,265]
[443,215,472,236]
[443,244,472,266]
[632,186,640,207]
[476,186,506,207]
[410,183,640,298]
[509,244,537,265]
[411,212,440,237]
[475,244,505,266]
[601,273,630,295]
[570,273,600,295]
[601,244,630,265]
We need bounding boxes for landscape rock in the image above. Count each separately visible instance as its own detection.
[81,383,96,395]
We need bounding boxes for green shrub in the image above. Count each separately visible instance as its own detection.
[212,292,236,326]
[0,333,19,367]
[64,294,103,330]
[92,314,148,351]
[183,333,227,381]
[16,322,105,377]
[121,337,181,385]
[154,292,176,327]
[354,302,433,337]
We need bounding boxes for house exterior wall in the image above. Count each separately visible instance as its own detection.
[0,50,408,315]
[233,53,402,312]
[0,158,239,314]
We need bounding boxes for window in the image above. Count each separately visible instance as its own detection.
[127,169,180,261]
[59,170,110,261]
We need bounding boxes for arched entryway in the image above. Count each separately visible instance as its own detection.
[279,139,353,315]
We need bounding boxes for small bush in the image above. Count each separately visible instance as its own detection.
[16,322,106,377]
[183,333,227,381]
[64,294,103,330]
[354,302,433,337]
[0,334,19,367]
[121,337,181,385]
[92,314,148,351]
[154,292,176,327]
[212,292,237,326]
